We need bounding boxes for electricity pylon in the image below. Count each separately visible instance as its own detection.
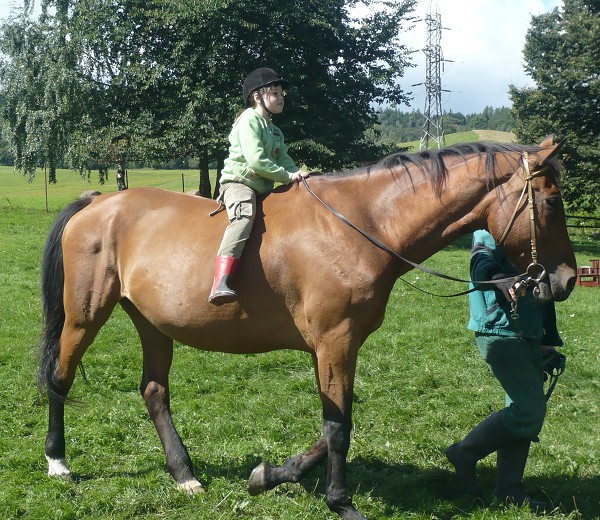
[417,1,450,151]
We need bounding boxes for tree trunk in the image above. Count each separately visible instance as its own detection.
[213,155,224,199]
[49,158,57,184]
[198,151,211,198]
[116,162,127,191]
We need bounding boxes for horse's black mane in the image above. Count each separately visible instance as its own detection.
[317,141,561,196]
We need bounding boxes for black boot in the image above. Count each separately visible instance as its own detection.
[445,411,513,497]
[495,439,550,513]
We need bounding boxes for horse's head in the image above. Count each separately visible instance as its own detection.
[487,136,577,301]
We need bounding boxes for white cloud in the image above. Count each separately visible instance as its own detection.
[396,0,563,113]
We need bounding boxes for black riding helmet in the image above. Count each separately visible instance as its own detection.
[242,67,290,107]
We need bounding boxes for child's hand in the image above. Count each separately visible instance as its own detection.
[291,171,310,182]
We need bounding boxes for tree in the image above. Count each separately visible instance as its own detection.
[510,0,600,211]
[1,0,418,195]
[60,0,183,190]
[1,0,185,188]
[0,3,81,182]
[165,0,418,195]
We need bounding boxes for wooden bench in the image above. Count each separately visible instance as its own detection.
[576,259,599,287]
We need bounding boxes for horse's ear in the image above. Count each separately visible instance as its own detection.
[532,135,566,169]
[538,134,555,148]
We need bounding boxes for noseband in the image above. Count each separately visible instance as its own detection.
[301,150,551,297]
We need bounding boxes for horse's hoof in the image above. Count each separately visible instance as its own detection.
[177,479,205,495]
[46,456,71,478]
[338,505,368,520]
[248,461,273,496]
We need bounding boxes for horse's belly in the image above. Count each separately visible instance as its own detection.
[123,284,309,355]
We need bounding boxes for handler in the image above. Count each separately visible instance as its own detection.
[209,67,308,305]
[445,229,564,510]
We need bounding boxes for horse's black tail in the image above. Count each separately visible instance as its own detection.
[38,195,97,403]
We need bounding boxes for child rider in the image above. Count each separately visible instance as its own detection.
[209,67,308,305]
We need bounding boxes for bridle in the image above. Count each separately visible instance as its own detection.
[495,151,548,294]
[301,151,550,297]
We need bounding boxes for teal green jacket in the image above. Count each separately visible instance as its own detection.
[220,108,299,194]
[467,230,562,345]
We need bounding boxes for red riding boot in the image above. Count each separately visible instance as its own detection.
[208,256,239,305]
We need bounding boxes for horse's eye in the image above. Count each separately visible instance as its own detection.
[544,196,562,214]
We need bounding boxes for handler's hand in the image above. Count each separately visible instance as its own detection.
[508,280,525,302]
[491,273,519,302]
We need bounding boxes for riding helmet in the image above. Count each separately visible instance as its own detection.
[243,67,289,106]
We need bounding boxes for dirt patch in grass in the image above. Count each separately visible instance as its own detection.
[473,129,516,143]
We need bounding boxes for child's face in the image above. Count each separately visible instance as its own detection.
[257,84,285,115]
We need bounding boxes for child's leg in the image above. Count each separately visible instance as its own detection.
[209,183,256,304]
[217,183,256,258]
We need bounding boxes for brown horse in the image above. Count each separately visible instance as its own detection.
[39,136,576,520]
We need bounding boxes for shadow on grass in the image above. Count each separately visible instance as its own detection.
[572,236,600,257]
[345,457,600,519]
[189,454,600,519]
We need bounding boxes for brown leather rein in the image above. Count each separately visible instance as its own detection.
[301,152,548,298]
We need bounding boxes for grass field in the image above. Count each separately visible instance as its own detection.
[0,167,599,519]
[398,130,516,152]
[0,166,211,212]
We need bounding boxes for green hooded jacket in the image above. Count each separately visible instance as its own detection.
[220,108,299,194]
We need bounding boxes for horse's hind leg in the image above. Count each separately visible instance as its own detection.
[45,324,108,478]
[122,301,203,494]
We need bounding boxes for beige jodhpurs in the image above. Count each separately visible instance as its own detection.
[216,182,257,258]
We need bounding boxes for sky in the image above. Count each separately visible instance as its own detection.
[0,0,563,115]
[367,0,563,114]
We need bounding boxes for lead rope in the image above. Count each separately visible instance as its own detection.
[300,176,527,298]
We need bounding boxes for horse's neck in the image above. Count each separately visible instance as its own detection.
[366,160,508,263]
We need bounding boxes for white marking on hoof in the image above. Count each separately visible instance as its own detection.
[177,479,205,495]
[46,456,71,478]
[248,462,268,496]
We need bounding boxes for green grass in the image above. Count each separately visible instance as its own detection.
[0,166,215,212]
[0,175,599,518]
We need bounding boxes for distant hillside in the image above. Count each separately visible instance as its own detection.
[473,130,516,143]
[398,130,516,152]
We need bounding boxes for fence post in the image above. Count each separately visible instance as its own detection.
[44,162,49,213]
[182,173,185,192]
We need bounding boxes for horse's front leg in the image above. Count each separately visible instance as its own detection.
[249,353,328,494]
[318,339,366,520]
[249,436,328,494]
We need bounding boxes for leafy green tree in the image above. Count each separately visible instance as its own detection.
[165,0,418,195]
[1,0,418,195]
[1,0,182,188]
[60,0,182,189]
[0,4,80,182]
[444,111,466,134]
[510,0,600,211]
